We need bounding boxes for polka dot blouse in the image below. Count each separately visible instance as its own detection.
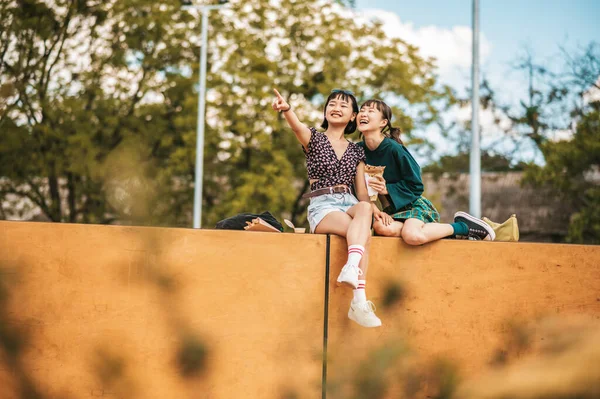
[303,127,366,191]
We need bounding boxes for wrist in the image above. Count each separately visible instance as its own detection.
[280,105,291,113]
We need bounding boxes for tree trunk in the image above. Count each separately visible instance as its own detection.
[67,172,77,223]
[48,172,61,222]
[290,180,309,227]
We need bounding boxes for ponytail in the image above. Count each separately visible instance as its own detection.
[384,123,403,145]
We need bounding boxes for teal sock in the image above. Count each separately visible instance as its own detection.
[451,222,469,236]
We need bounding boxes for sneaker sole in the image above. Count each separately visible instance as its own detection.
[454,211,496,241]
[348,312,382,328]
[336,279,358,289]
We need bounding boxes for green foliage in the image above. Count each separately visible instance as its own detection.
[352,343,405,399]
[0,0,198,225]
[446,43,599,243]
[177,334,208,377]
[195,0,451,227]
[0,0,451,227]
[522,104,600,244]
[334,0,356,7]
[423,151,527,179]
[381,280,406,309]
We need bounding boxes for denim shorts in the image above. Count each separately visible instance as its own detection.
[307,193,359,233]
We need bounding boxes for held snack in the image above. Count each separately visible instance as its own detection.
[364,165,386,201]
[244,218,282,233]
[284,219,306,234]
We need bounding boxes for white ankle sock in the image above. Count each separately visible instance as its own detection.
[353,280,366,302]
[347,245,365,268]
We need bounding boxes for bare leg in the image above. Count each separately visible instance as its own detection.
[373,219,404,237]
[314,210,352,236]
[344,201,373,247]
[357,245,369,278]
[345,201,373,276]
[315,203,371,247]
[316,205,381,327]
[401,218,454,246]
[315,201,373,276]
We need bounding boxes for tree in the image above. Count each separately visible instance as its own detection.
[492,43,600,243]
[482,43,600,161]
[423,151,526,179]
[451,43,600,243]
[0,0,452,228]
[0,0,198,224]
[196,0,452,227]
[522,103,600,244]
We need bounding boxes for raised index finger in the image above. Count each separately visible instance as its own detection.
[273,88,284,100]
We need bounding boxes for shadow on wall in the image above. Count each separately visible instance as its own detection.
[326,314,600,399]
[1,225,599,398]
[0,232,211,399]
[0,260,48,399]
[457,315,600,398]
[326,279,461,399]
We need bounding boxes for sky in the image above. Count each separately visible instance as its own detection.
[354,0,599,161]
[355,0,599,101]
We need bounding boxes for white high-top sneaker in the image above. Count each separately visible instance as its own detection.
[348,300,382,328]
[336,263,363,289]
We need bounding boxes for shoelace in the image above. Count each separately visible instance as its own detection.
[360,300,376,313]
[343,263,364,276]
[469,228,487,237]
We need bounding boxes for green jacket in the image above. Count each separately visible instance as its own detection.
[358,137,424,213]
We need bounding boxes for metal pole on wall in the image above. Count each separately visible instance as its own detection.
[470,0,481,217]
[183,2,228,229]
[193,8,209,229]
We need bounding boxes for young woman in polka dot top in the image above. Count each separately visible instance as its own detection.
[272,88,382,328]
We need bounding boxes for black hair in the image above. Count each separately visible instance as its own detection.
[320,91,359,135]
[359,99,403,144]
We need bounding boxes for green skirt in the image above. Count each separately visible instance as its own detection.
[390,196,440,223]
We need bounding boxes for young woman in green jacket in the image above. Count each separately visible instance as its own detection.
[357,99,495,243]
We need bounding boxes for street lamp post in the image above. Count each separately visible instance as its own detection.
[470,0,481,217]
[182,1,228,229]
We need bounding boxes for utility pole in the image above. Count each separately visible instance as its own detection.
[470,0,481,217]
[182,0,229,228]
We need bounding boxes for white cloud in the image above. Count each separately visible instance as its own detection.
[583,79,600,103]
[353,9,546,163]
[358,9,492,92]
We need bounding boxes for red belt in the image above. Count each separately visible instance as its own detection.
[302,184,352,199]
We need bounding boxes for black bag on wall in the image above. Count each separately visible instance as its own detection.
[215,211,283,232]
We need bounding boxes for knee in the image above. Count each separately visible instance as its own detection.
[402,230,426,246]
[356,201,372,215]
[374,220,394,236]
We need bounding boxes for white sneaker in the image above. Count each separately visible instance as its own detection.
[348,300,382,328]
[336,263,363,289]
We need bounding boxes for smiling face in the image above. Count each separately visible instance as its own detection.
[325,94,356,125]
[320,91,359,134]
[357,100,388,134]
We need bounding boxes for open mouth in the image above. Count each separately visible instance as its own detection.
[359,119,369,125]
[330,112,342,117]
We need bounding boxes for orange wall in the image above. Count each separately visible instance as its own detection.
[0,221,599,398]
[0,222,326,399]
[326,236,600,394]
